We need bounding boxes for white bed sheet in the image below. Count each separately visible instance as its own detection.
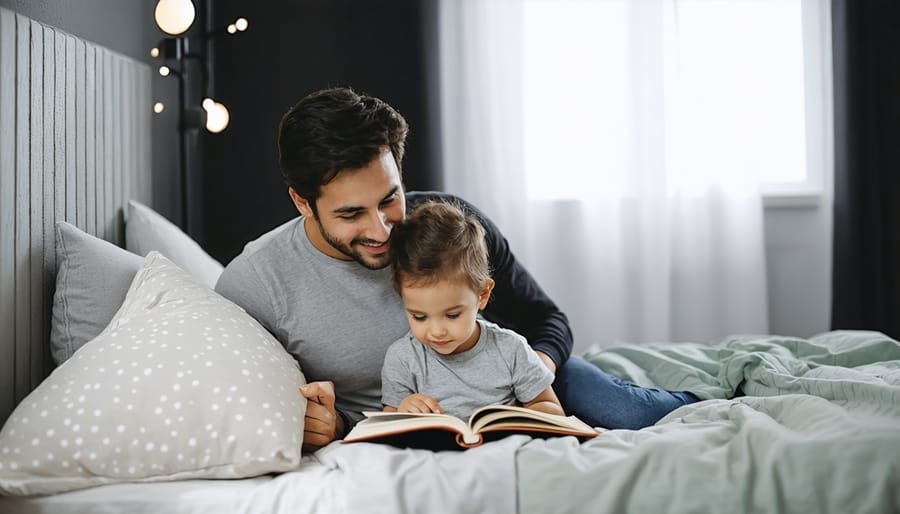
[0,436,527,514]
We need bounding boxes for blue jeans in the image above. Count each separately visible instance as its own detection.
[553,355,699,430]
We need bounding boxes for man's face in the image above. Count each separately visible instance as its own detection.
[292,149,406,270]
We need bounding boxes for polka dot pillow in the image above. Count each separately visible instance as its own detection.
[0,252,307,496]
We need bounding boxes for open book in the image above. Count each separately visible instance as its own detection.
[343,404,600,449]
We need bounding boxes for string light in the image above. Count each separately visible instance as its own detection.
[154,0,196,36]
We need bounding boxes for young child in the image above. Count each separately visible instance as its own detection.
[381,201,565,419]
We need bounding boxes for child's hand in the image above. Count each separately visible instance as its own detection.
[398,394,443,414]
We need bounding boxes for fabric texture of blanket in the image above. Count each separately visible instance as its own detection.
[518,331,900,514]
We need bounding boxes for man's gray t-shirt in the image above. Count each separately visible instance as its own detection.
[215,217,408,428]
[381,320,554,419]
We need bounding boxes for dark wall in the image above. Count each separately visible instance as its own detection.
[0,0,182,226]
[201,0,442,263]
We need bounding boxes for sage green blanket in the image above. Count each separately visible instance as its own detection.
[517,331,900,514]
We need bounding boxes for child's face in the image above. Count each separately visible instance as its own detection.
[400,278,493,356]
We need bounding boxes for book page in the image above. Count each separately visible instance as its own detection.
[350,412,479,444]
[468,405,596,434]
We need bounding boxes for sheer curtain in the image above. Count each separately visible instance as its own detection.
[438,0,823,352]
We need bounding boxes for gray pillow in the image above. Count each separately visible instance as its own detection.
[125,200,223,288]
[51,222,143,365]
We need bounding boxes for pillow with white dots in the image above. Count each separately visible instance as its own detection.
[0,251,307,496]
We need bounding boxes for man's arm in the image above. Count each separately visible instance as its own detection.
[522,385,565,416]
[534,351,558,374]
[482,224,573,370]
[406,192,574,370]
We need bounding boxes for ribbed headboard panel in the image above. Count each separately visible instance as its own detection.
[0,8,152,423]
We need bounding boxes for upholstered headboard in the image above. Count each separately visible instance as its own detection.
[0,8,153,423]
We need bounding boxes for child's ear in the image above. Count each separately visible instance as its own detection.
[477,279,495,310]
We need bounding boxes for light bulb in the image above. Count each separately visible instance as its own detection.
[235,18,249,31]
[153,102,165,114]
[158,66,170,77]
[150,47,160,58]
[202,98,214,110]
[227,24,237,34]
[154,0,196,36]
[203,101,230,133]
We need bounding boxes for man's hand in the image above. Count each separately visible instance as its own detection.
[299,381,344,451]
[396,393,443,414]
[534,350,558,375]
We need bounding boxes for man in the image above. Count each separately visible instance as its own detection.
[215,87,697,450]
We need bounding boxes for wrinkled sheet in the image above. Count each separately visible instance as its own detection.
[0,435,526,514]
[518,331,900,514]
[5,330,897,514]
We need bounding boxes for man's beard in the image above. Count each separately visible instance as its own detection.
[317,222,390,270]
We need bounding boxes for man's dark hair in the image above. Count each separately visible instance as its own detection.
[277,87,409,217]
[389,201,492,295]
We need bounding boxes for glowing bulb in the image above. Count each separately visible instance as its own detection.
[158,66,170,77]
[153,102,165,114]
[154,0,196,36]
[226,24,237,34]
[203,101,229,133]
[235,18,248,31]
[150,47,160,58]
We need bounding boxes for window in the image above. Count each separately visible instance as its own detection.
[522,0,832,202]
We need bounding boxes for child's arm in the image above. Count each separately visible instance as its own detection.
[385,393,444,414]
[382,340,423,412]
[522,385,565,416]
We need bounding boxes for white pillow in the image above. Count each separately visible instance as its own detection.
[0,252,306,496]
[125,200,224,288]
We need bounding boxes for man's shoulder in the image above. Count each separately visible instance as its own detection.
[239,217,302,258]
[405,191,498,240]
[216,217,302,292]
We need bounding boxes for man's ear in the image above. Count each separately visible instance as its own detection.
[477,279,495,310]
[289,188,314,218]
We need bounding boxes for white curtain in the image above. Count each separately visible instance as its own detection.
[437,0,810,352]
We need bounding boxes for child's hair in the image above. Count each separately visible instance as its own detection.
[389,201,491,294]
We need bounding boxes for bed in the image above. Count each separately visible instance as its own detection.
[1,8,899,514]
[2,327,898,513]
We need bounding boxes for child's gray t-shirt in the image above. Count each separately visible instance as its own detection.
[381,320,554,419]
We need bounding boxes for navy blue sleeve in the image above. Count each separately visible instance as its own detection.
[405,192,574,368]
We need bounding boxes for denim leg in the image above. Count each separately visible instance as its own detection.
[553,356,700,430]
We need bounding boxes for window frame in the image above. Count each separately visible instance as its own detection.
[760,0,833,208]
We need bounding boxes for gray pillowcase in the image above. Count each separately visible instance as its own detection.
[125,200,223,288]
[50,222,143,365]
